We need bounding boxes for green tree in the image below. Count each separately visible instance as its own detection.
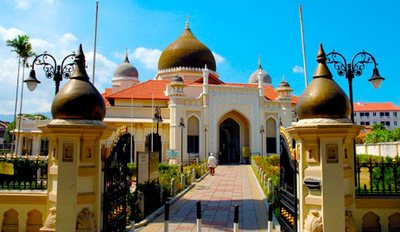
[6,34,35,154]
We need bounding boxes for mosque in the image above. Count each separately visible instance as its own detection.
[101,20,298,164]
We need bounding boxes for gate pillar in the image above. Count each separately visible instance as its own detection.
[39,45,111,231]
[287,44,362,231]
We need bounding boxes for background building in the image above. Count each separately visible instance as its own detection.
[353,102,400,130]
[101,22,298,164]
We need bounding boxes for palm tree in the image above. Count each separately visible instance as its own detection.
[6,35,35,155]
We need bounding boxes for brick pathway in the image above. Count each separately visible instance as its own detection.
[139,165,268,232]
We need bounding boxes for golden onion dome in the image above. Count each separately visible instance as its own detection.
[158,21,216,71]
[296,44,351,120]
[51,44,106,121]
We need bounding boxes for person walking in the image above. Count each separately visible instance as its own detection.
[207,153,218,176]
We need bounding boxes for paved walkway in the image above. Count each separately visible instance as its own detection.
[139,165,268,232]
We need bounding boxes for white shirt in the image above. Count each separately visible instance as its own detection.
[207,155,218,168]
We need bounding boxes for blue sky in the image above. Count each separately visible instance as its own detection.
[0,0,399,122]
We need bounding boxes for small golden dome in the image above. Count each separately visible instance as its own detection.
[51,44,106,121]
[296,44,351,120]
[158,22,216,71]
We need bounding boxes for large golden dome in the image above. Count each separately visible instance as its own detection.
[158,22,216,71]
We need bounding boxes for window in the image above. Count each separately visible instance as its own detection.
[187,116,199,153]
[394,121,398,126]
[380,112,384,117]
[365,112,370,117]
[40,138,49,156]
[385,112,390,117]
[373,112,376,116]
[360,122,365,125]
[394,112,398,117]
[366,122,370,125]
[386,121,390,126]
[360,112,364,117]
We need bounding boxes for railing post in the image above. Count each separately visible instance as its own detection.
[196,201,201,232]
[268,204,274,232]
[233,204,239,232]
[164,201,169,232]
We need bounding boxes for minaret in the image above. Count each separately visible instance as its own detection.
[167,76,187,162]
[276,75,293,127]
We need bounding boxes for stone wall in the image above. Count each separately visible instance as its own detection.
[356,142,400,158]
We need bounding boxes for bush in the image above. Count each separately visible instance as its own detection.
[127,163,137,180]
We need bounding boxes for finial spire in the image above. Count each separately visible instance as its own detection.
[185,16,190,29]
[312,43,332,79]
[124,48,130,63]
[71,44,89,81]
[258,55,262,69]
[282,75,287,82]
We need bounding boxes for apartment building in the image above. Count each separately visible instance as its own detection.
[353,102,400,130]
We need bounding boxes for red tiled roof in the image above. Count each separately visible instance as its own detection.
[353,102,400,112]
[102,88,112,106]
[103,79,299,104]
[107,80,171,100]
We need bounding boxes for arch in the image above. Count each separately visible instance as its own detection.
[187,115,200,155]
[2,209,18,232]
[265,117,277,154]
[362,211,382,232]
[26,209,42,232]
[217,110,249,163]
[388,212,400,232]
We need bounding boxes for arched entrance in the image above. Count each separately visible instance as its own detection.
[219,118,240,163]
[145,133,162,162]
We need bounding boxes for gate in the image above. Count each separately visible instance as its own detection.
[103,130,131,231]
[279,128,297,232]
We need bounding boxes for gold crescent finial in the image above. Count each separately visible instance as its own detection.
[185,16,189,29]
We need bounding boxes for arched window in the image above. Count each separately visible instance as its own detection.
[26,209,42,232]
[187,116,199,153]
[2,209,18,231]
[266,118,277,154]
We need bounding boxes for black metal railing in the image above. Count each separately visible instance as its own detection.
[0,154,48,190]
[356,160,399,196]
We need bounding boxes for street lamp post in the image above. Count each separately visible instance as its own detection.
[326,50,385,122]
[153,106,163,162]
[154,106,163,134]
[326,49,384,187]
[24,51,76,94]
[204,126,208,162]
[260,125,265,157]
[179,117,185,172]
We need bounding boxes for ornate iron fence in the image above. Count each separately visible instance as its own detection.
[0,154,48,190]
[356,160,400,196]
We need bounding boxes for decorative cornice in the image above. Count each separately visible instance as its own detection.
[158,66,218,75]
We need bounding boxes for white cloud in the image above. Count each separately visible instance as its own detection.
[0,25,116,117]
[15,0,30,9]
[292,65,304,74]
[59,33,77,45]
[132,47,162,70]
[31,38,55,52]
[85,51,118,92]
[0,26,25,41]
[212,51,225,64]
[14,0,54,10]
